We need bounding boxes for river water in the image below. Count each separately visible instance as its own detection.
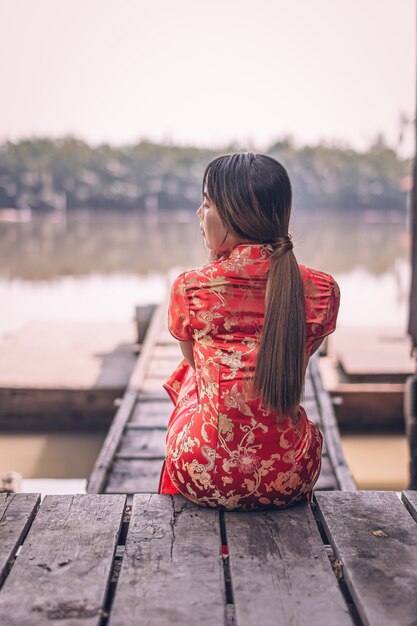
[0,207,411,338]
[0,207,412,488]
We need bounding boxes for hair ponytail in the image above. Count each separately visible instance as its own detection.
[203,152,306,423]
[253,234,306,422]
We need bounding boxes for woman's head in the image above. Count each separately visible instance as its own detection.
[199,152,292,256]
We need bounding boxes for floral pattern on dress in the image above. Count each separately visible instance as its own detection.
[158,243,341,510]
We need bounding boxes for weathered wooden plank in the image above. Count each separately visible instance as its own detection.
[401,490,417,523]
[148,357,183,378]
[0,494,126,626]
[138,388,172,401]
[157,328,180,345]
[302,396,321,424]
[87,389,137,493]
[310,356,356,490]
[141,376,169,392]
[304,370,315,400]
[134,303,157,344]
[225,499,353,626]
[109,494,224,626]
[153,344,183,360]
[128,304,166,392]
[315,491,417,626]
[318,427,329,457]
[328,384,404,432]
[0,494,40,587]
[0,388,118,432]
[105,459,163,493]
[117,428,166,459]
[301,395,328,459]
[315,455,338,490]
[129,399,171,428]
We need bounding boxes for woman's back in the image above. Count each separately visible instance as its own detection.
[159,242,340,510]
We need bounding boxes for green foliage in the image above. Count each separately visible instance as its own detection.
[0,134,411,211]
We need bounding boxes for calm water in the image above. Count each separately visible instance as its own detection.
[0,207,411,339]
[0,207,411,486]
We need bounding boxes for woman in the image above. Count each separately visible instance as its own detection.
[158,152,340,510]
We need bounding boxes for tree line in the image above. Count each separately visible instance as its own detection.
[0,134,411,212]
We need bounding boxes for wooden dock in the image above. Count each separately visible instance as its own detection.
[87,303,356,500]
[6,303,417,625]
[1,490,417,624]
[0,321,137,431]
[320,326,414,432]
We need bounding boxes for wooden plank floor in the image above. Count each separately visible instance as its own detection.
[315,491,417,626]
[0,493,126,625]
[0,493,40,587]
[87,303,356,499]
[1,491,417,625]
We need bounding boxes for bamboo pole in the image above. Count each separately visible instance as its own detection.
[407,3,417,357]
[404,3,417,488]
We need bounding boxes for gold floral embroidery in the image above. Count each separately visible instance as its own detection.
[161,244,339,510]
[218,413,234,440]
[215,348,245,380]
[221,383,254,417]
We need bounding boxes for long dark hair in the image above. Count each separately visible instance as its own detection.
[202,152,306,422]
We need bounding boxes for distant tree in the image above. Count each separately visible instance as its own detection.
[0,135,410,212]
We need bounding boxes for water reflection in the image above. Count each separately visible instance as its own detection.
[0,207,410,338]
[0,208,409,280]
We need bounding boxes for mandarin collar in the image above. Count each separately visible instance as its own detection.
[228,243,273,260]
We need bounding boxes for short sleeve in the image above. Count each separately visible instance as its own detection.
[168,272,192,341]
[314,276,341,340]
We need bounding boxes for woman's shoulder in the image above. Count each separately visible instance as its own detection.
[173,258,227,290]
[298,264,340,298]
[298,263,339,286]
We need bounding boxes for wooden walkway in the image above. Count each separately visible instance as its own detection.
[1,490,417,625]
[87,303,356,500]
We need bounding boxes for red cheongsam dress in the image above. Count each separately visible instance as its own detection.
[158,243,341,511]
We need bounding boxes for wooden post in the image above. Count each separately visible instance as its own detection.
[408,138,417,355]
[406,5,417,354]
[404,6,417,488]
[404,375,417,489]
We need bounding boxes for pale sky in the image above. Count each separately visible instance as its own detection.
[1,0,415,156]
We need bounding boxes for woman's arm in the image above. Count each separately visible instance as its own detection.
[179,340,195,369]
